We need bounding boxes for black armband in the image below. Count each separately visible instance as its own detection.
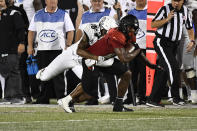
[134,43,140,49]
[148,64,158,69]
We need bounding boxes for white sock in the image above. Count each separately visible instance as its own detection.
[65,95,72,101]
[168,88,172,98]
[123,90,128,101]
[104,83,109,96]
[191,90,197,103]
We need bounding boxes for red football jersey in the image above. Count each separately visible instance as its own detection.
[87,28,136,56]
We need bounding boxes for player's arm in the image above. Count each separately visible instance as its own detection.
[139,52,162,69]
[77,33,98,60]
[114,47,141,63]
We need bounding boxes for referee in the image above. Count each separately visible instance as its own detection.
[146,0,195,107]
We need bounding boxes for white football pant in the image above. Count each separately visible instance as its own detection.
[39,44,83,81]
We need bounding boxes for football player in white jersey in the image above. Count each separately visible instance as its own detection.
[36,16,117,83]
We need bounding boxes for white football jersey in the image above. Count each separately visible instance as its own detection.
[82,23,101,46]
[68,23,101,57]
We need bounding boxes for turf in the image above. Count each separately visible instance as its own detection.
[0,105,197,131]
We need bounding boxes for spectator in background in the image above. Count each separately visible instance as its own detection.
[21,0,43,103]
[41,0,83,29]
[28,0,74,104]
[23,0,43,23]
[9,0,42,103]
[176,2,197,103]
[8,0,31,103]
[127,0,147,104]
[80,0,119,29]
[118,0,136,17]
[78,0,91,11]
[0,0,26,104]
[193,9,197,76]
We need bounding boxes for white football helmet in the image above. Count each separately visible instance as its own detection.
[99,16,118,31]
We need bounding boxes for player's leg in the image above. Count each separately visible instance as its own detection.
[71,64,83,79]
[58,59,99,113]
[36,50,77,81]
[58,82,93,113]
[98,59,133,111]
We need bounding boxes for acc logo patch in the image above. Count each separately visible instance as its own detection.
[38,30,58,43]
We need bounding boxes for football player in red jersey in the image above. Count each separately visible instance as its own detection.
[59,15,160,113]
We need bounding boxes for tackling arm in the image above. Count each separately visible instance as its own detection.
[77,33,98,60]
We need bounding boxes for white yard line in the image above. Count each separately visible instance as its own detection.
[0,116,197,124]
[0,104,197,109]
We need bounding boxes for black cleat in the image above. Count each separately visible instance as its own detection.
[122,106,134,112]
[113,98,134,112]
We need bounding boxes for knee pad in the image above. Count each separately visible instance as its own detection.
[185,69,196,78]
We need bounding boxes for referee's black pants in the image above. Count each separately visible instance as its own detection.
[149,37,181,103]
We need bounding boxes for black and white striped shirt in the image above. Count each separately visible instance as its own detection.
[152,3,193,42]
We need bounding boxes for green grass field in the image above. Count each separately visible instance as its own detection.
[0,104,197,131]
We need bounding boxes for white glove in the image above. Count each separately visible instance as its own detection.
[97,56,105,64]
[85,59,96,67]
[96,58,114,67]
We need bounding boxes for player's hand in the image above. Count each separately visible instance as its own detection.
[157,65,164,71]
[186,41,195,52]
[167,10,175,21]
